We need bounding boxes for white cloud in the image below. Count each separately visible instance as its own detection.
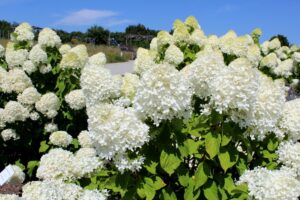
[56,9,118,26]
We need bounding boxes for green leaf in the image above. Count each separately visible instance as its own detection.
[223,175,236,195]
[160,150,181,176]
[236,158,247,175]
[179,139,201,158]
[205,132,221,159]
[221,133,232,146]
[153,176,166,190]
[218,148,239,172]
[184,178,201,200]
[161,189,177,200]
[203,180,219,200]
[27,160,39,177]
[232,183,248,195]
[14,160,25,170]
[194,162,210,189]
[71,139,79,149]
[39,140,49,153]
[218,187,228,200]
[137,178,156,200]
[262,150,278,160]
[267,136,279,152]
[144,161,158,175]
[179,173,190,187]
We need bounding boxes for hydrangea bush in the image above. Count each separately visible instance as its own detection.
[1,17,300,200]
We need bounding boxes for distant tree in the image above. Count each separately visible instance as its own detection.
[0,20,13,38]
[270,34,290,47]
[125,24,148,35]
[86,25,109,45]
[70,31,86,44]
[55,29,72,43]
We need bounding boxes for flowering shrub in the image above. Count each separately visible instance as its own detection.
[1,17,300,200]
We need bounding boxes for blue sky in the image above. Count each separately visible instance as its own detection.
[0,0,300,44]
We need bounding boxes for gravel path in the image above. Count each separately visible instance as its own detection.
[105,60,134,75]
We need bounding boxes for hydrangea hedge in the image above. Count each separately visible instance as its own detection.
[0,16,300,200]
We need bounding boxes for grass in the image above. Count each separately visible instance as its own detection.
[0,39,133,63]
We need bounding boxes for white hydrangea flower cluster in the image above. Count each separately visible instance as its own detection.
[35,93,60,118]
[156,31,173,48]
[5,49,28,68]
[114,153,145,174]
[164,44,184,65]
[120,73,140,101]
[260,53,280,69]
[277,98,300,141]
[58,44,71,55]
[0,194,22,200]
[274,59,294,78]
[206,58,259,116]
[1,129,19,141]
[134,63,193,126]
[21,180,107,200]
[29,45,48,65]
[134,48,156,75]
[277,141,300,175]
[37,148,102,180]
[21,60,36,75]
[17,87,41,105]
[49,131,73,147]
[88,52,107,66]
[186,46,225,99]
[78,130,93,148]
[11,22,34,43]
[219,31,255,58]
[44,123,58,133]
[87,103,149,159]
[38,28,61,48]
[80,64,121,106]
[65,89,86,110]
[2,101,30,123]
[0,68,32,93]
[244,74,286,140]
[237,167,300,200]
[60,45,88,70]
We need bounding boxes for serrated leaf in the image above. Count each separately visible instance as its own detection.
[160,150,181,176]
[145,161,158,175]
[218,148,239,172]
[153,176,166,190]
[143,178,156,200]
[205,132,221,159]
[203,181,219,200]
[161,189,177,200]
